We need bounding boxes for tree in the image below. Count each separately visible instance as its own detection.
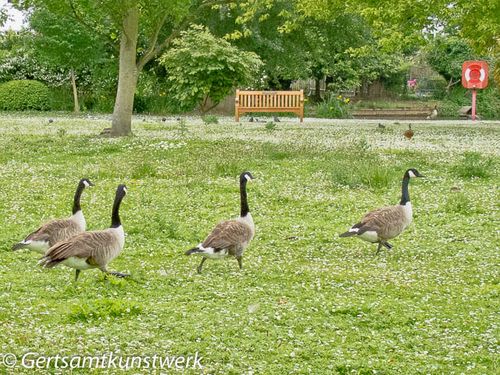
[13,0,229,136]
[29,8,107,112]
[426,34,478,92]
[160,25,262,113]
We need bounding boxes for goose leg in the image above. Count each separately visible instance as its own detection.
[382,242,393,250]
[375,242,383,255]
[197,257,207,274]
[75,269,81,282]
[236,256,243,270]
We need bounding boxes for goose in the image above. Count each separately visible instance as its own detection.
[12,178,94,254]
[39,184,128,282]
[403,124,414,140]
[339,168,424,254]
[185,172,255,273]
[426,105,438,120]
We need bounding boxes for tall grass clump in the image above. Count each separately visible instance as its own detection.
[454,151,494,178]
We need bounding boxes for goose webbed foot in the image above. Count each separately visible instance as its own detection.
[376,241,393,255]
[197,257,207,274]
[108,271,130,278]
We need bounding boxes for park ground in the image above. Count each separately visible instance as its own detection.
[0,114,498,374]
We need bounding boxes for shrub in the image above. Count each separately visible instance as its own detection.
[159,25,263,113]
[0,80,51,111]
[439,86,500,119]
[315,93,352,118]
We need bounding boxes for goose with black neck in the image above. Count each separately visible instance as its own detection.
[39,184,129,282]
[186,172,255,273]
[340,168,424,254]
[12,178,94,254]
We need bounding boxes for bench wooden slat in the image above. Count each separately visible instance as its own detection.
[235,90,304,122]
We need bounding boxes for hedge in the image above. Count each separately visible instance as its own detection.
[0,80,51,111]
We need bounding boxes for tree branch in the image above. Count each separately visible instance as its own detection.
[136,0,232,71]
[136,14,167,72]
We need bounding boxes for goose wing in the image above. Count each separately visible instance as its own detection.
[202,220,253,251]
[358,205,407,239]
[42,229,121,267]
[24,219,81,246]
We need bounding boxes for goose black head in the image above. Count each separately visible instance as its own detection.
[79,178,94,188]
[240,172,254,183]
[405,168,424,178]
[116,184,128,197]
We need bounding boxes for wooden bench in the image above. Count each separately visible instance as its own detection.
[235,90,304,122]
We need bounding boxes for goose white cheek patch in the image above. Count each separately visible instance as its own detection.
[83,180,90,187]
[245,174,252,182]
[408,171,416,178]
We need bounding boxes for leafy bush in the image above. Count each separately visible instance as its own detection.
[0,80,51,110]
[315,93,352,118]
[438,86,500,119]
[160,25,263,113]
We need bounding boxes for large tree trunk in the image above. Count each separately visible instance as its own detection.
[111,6,139,137]
[314,78,322,102]
[70,69,80,113]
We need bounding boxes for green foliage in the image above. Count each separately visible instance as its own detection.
[68,299,142,322]
[160,25,263,113]
[453,152,494,179]
[444,192,472,215]
[264,121,276,131]
[438,86,500,119]
[0,80,50,110]
[315,93,352,118]
[426,35,473,82]
[201,114,219,124]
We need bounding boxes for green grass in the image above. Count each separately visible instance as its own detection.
[0,115,499,374]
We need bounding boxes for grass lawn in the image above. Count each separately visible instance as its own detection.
[0,114,498,374]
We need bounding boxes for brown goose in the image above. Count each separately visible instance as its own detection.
[39,184,128,282]
[12,178,94,254]
[403,124,414,139]
[186,172,255,273]
[340,168,424,254]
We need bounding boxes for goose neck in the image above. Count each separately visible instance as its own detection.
[72,184,85,214]
[400,176,410,205]
[111,193,124,228]
[240,179,250,217]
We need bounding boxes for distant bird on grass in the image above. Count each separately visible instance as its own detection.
[426,105,438,120]
[404,124,414,140]
[39,184,128,282]
[12,179,93,254]
[339,168,425,254]
[186,172,255,274]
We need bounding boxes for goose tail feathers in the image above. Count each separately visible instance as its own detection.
[339,231,357,238]
[185,247,204,256]
[12,242,26,251]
